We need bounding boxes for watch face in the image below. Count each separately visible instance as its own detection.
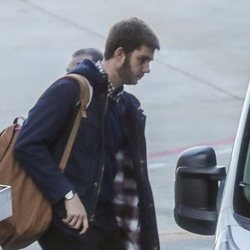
[65,191,74,200]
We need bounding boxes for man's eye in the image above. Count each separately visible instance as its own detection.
[139,58,147,64]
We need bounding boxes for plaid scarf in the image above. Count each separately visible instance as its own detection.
[96,61,123,101]
[113,150,140,250]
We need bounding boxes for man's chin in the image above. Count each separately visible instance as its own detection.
[127,81,138,85]
[124,79,138,85]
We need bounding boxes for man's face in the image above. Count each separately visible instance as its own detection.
[117,45,155,85]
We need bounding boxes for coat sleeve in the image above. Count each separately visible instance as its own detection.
[14,78,79,204]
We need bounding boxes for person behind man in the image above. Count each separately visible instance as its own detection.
[66,48,103,72]
[15,17,160,250]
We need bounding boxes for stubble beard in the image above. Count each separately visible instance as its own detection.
[117,56,137,85]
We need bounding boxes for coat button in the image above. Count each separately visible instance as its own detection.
[140,159,145,164]
[90,215,95,221]
[94,182,98,187]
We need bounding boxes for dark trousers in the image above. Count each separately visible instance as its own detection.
[38,202,126,250]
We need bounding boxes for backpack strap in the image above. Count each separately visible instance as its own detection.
[59,74,92,171]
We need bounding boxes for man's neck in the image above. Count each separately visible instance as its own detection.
[101,60,123,89]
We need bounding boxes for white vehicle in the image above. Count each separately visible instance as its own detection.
[174,83,250,249]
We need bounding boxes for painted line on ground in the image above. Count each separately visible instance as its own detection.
[147,137,235,160]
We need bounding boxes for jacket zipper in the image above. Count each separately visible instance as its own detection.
[89,95,108,222]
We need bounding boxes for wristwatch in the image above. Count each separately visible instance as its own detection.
[65,190,75,200]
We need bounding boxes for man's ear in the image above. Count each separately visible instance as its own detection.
[114,47,126,65]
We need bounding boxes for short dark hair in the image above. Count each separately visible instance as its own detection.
[104,17,160,60]
[72,48,103,63]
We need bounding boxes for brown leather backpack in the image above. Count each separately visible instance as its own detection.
[0,74,91,250]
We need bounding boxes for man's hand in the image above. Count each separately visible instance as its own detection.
[62,193,89,234]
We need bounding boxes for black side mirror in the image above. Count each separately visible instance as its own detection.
[174,146,226,235]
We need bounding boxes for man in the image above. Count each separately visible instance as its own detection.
[15,17,160,250]
[66,48,103,72]
[66,48,141,249]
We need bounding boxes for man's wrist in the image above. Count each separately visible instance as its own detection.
[65,190,75,200]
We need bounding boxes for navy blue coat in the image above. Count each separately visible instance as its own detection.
[14,60,160,249]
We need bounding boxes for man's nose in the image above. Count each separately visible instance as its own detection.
[143,62,150,74]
